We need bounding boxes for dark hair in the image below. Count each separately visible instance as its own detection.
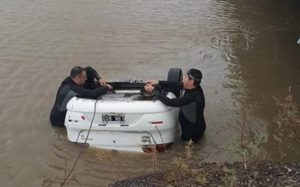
[85,66,100,82]
[187,68,202,86]
[83,66,101,89]
[70,66,84,78]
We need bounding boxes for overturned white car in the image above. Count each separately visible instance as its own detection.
[65,68,182,152]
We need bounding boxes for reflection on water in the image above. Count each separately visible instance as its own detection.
[0,0,300,186]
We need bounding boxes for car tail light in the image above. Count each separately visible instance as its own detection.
[142,143,172,153]
[81,116,85,120]
[150,121,163,125]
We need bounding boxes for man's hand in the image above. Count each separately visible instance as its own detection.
[146,80,159,86]
[144,84,154,93]
[106,84,113,91]
[99,79,107,86]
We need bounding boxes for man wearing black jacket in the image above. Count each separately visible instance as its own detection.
[145,68,206,143]
[50,66,112,127]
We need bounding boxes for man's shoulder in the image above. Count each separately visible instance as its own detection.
[61,76,73,85]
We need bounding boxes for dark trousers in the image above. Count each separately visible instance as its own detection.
[50,107,66,127]
[179,115,206,143]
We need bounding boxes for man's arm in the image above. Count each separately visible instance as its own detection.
[158,80,182,88]
[71,84,109,99]
[147,80,183,89]
[155,91,196,107]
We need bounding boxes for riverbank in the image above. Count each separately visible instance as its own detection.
[111,161,300,187]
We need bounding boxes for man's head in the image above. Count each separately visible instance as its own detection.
[70,66,87,86]
[183,68,202,89]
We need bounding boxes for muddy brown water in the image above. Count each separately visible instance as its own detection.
[0,0,300,186]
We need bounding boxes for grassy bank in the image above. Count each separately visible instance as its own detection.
[111,161,300,187]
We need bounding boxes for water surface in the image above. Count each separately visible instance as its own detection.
[0,0,300,186]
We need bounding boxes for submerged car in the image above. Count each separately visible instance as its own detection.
[65,68,182,152]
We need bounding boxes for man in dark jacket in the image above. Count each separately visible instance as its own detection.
[50,66,112,127]
[144,68,206,143]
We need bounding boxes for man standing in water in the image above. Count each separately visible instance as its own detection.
[50,66,113,127]
[144,68,206,143]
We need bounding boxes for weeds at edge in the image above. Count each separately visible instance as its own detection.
[274,86,300,145]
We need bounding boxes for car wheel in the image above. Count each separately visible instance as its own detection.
[167,68,182,97]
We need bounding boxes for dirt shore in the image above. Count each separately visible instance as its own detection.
[110,161,300,187]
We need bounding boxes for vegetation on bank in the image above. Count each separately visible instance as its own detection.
[111,161,300,187]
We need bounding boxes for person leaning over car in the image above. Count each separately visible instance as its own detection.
[144,68,206,143]
[50,66,113,127]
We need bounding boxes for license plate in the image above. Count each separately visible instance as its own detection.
[102,113,125,122]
